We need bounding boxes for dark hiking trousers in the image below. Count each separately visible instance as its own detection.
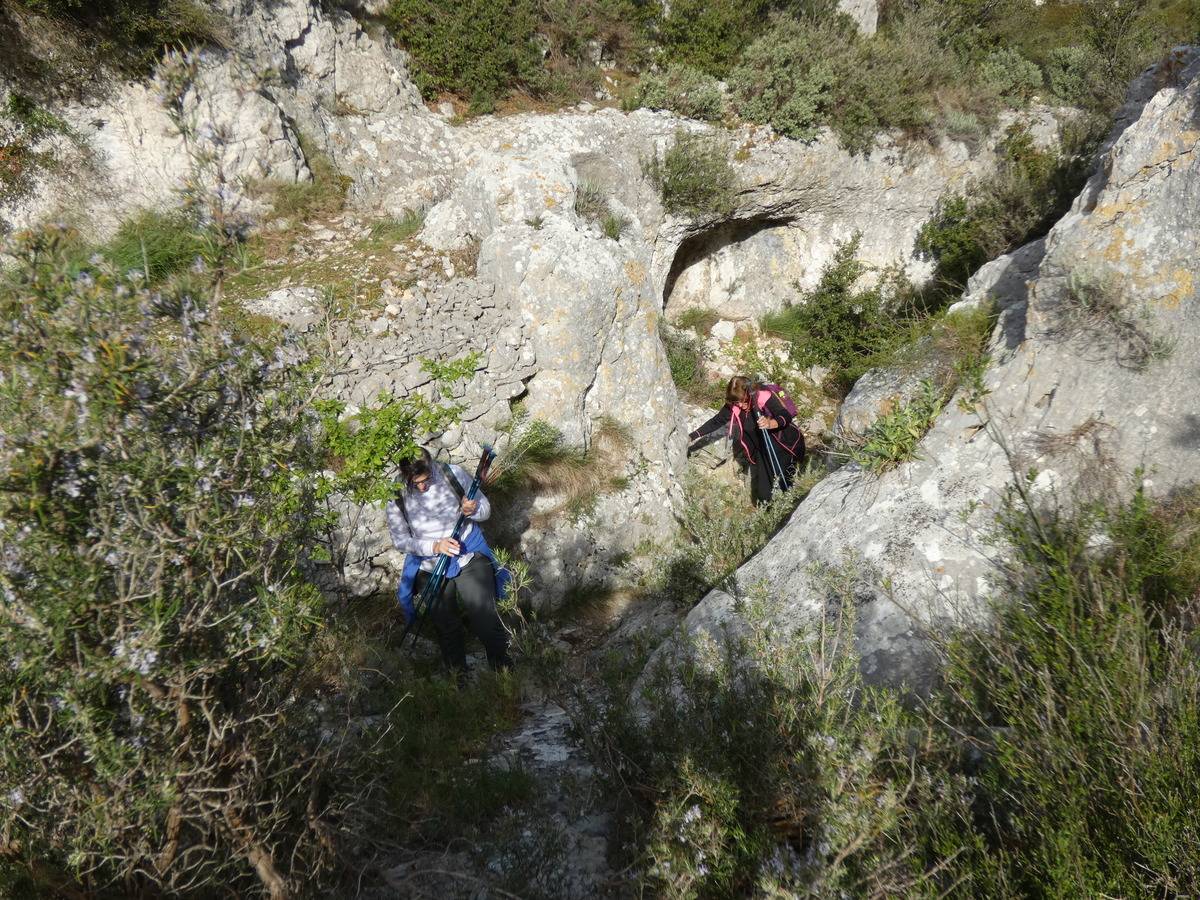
[734,436,797,506]
[414,554,512,672]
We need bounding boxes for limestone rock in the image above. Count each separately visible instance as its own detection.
[838,0,879,35]
[653,49,1200,691]
[244,286,324,332]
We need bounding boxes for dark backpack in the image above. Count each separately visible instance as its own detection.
[394,461,464,529]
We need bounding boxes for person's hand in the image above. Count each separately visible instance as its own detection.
[433,538,461,556]
[757,416,777,430]
[460,497,479,516]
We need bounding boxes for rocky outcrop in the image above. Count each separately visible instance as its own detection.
[838,0,879,36]
[0,0,1075,610]
[655,48,1200,690]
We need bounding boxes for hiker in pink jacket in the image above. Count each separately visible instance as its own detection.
[688,375,805,505]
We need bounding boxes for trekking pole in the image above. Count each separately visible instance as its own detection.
[397,445,497,653]
[752,395,791,493]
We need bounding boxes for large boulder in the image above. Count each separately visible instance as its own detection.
[652,48,1200,690]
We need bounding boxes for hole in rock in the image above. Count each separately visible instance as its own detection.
[664,218,815,323]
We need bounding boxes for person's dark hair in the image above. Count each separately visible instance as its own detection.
[399,447,433,485]
[726,375,752,405]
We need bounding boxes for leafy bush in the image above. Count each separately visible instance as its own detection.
[1045,44,1098,106]
[925,481,1200,895]
[0,229,343,895]
[643,129,737,218]
[381,0,546,113]
[917,122,1100,298]
[728,15,839,142]
[761,235,910,393]
[850,378,947,472]
[979,46,1043,104]
[656,0,837,77]
[0,92,69,208]
[629,63,724,121]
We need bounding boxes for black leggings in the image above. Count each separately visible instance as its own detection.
[734,436,797,506]
[414,554,511,671]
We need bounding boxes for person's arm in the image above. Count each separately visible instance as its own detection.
[688,405,733,442]
[759,394,794,431]
[451,464,490,521]
[385,499,437,557]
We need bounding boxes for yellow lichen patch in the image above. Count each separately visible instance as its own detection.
[624,260,646,284]
[1161,268,1195,310]
[1093,197,1144,223]
[544,196,558,208]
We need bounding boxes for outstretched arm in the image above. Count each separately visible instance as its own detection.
[688,404,733,442]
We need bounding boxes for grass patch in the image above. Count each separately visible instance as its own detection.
[643,129,737,219]
[675,306,721,335]
[601,210,629,241]
[661,323,724,406]
[574,179,608,226]
[367,208,425,246]
[101,207,208,283]
[373,672,533,842]
[490,411,634,524]
[261,131,351,224]
[1049,270,1176,371]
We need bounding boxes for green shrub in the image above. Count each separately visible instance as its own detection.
[0,92,69,208]
[643,129,737,218]
[382,0,546,113]
[851,378,947,472]
[0,228,342,895]
[1045,44,1099,106]
[917,122,1100,298]
[761,235,911,393]
[728,15,840,142]
[629,63,725,121]
[979,47,1043,104]
[925,482,1200,895]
